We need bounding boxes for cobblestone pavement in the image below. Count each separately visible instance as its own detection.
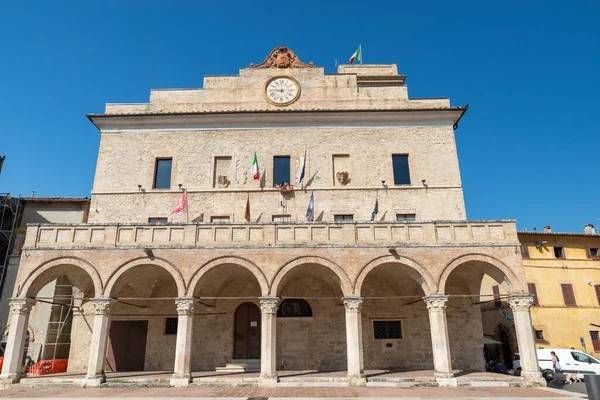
[0,386,582,399]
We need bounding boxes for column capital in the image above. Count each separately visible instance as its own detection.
[508,293,534,311]
[259,296,280,314]
[342,296,364,313]
[423,294,449,311]
[8,297,34,315]
[89,298,114,315]
[175,297,195,315]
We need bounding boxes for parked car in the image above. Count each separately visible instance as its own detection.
[537,348,600,380]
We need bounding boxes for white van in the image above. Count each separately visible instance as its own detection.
[537,348,600,379]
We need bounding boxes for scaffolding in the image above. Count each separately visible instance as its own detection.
[41,278,74,360]
[0,193,22,299]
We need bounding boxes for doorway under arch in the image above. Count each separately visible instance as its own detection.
[233,302,261,360]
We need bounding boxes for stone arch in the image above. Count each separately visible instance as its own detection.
[186,256,269,296]
[354,255,436,295]
[270,256,353,296]
[438,254,524,294]
[103,256,186,297]
[18,256,102,298]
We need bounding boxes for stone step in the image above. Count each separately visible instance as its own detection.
[215,359,260,373]
[191,379,259,387]
[368,376,437,382]
[367,381,438,387]
[106,378,171,383]
[14,382,82,388]
[278,376,348,382]
[276,381,348,387]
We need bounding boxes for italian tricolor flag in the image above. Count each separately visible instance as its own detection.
[349,46,361,64]
[251,153,259,180]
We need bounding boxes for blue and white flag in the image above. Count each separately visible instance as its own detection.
[306,191,314,222]
[298,150,306,184]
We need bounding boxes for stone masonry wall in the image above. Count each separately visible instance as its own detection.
[90,125,465,223]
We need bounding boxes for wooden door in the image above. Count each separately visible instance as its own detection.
[108,321,148,371]
[233,302,261,359]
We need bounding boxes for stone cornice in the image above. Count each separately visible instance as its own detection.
[89,185,464,196]
[88,109,465,133]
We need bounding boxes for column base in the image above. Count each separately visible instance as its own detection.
[0,373,21,386]
[348,374,367,387]
[83,374,106,387]
[435,377,458,387]
[259,374,278,387]
[521,371,546,387]
[170,375,191,387]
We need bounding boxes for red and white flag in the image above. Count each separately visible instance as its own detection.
[170,190,187,216]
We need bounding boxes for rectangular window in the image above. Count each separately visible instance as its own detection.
[528,283,539,306]
[153,158,172,189]
[396,214,416,222]
[165,317,178,335]
[373,320,402,339]
[492,285,501,307]
[334,214,354,222]
[392,155,411,185]
[591,331,600,352]
[535,330,544,340]
[561,283,576,306]
[554,246,565,259]
[595,285,600,306]
[211,216,230,223]
[148,217,168,224]
[273,156,291,186]
[588,248,599,258]
[521,246,530,259]
[272,215,291,222]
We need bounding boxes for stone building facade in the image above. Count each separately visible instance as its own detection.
[0,47,543,387]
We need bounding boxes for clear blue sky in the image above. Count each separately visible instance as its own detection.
[1,1,598,232]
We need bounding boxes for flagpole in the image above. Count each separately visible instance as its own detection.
[185,189,189,222]
[360,44,362,65]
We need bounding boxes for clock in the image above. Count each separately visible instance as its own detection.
[264,76,300,106]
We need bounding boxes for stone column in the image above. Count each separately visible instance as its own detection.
[170,297,195,387]
[424,295,456,386]
[0,298,34,383]
[508,294,545,386]
[258,296,279,387]
[343,296,366,386]
[84,298,113,387]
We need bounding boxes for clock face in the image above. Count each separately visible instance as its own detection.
[265,77,300,106]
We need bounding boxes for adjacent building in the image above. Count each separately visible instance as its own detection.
[481,225,600,369]
[0,198,90,365]
[0,47,544,388]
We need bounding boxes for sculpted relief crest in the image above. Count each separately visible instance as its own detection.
[250,46,314,69]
